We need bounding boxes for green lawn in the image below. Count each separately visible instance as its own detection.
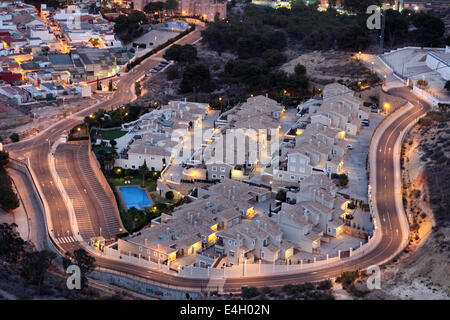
[107,176,157,193]
[92,146,114,154]
[96,129,128,140]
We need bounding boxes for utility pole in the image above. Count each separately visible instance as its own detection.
[379,9,386,55]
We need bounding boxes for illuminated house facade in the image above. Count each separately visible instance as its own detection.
[132,0,227,21]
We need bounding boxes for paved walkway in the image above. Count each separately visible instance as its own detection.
[7,167,48,250]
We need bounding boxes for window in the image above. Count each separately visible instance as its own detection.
[261,252,265,258]
[212,166,217,171]
[139,246,142,252]
[229,251,235,257]
[299,167,305,173]
[160,254,164,259]
[290,166,296,172]
[290,175,295,180]
[228,240,232,245]
[290,157,296,163]
[212,174,217,179]
[220,167,225,172]
[233,241,236,246]
[150,157,155,160]
[147,249,150,254]
[132,165,136,169]
[154,252,157,257]
[300,158,306,164]
[220,175,225,179]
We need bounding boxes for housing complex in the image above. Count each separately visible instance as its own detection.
[273,83,369,184]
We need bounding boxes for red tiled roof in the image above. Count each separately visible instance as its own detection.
[0,102,8,113]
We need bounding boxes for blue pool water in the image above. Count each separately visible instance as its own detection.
[119,186,152,210]
[166,21,189,30]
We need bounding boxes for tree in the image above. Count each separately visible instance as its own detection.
[143,1,164,14]
[166,65,179,80]
[180,63,215,93]
[110,139,117,149]
[165,190,174,201]
[0,150,9,170]
[163,44,197,64]
[135,81,141,96]
[411,12,445,46]
[341,0,382,14]
[262,49,286,68]
[384,9,408,46]
[164,0,178,14]
[0,187,20,211]
[338,174,349,186]
[276,189,287,202]
[139,160,149,187]
[9,133,19,143]
[0,223,25,264]
[294,64,306,76]
[20,250,56,293]
[179,45,197,64]
[445,80,450,92]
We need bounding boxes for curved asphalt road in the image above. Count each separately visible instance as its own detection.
[6,41,430,293]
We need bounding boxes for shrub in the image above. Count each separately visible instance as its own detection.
[9,133,19,143]
[165,191,174,201]
[241,286,259,299]
[276,189,287,202]
[166,65,179,80]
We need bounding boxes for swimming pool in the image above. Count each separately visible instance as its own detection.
[119,186,152,210]
[166,21,189,30]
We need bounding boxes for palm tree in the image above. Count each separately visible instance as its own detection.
[139,160,149,188]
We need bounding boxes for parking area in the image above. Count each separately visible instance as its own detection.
[341,112,385,202]
[127,27,181,51]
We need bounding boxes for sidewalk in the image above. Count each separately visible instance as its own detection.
[7,167,48,250]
